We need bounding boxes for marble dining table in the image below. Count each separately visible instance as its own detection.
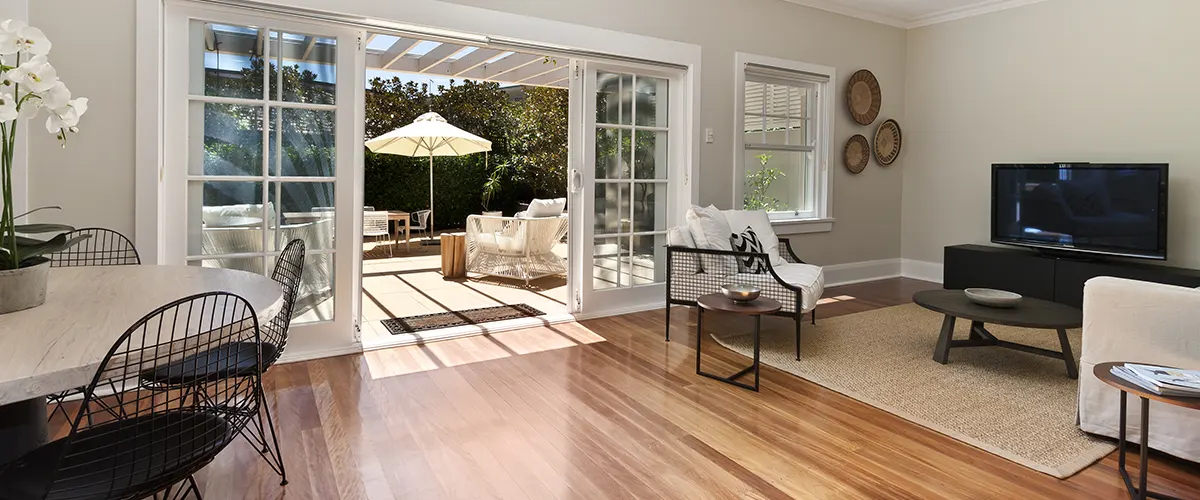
[0,265,285,464]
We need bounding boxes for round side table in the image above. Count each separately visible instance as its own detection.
[1093,362,1200,500]
[695,293,782,392]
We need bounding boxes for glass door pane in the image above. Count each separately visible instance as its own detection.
[573,62,679,315]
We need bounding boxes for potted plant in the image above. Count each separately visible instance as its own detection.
[0,19,90,314]
[481,163,505,216]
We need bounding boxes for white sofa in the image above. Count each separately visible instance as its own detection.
[465,213,568,286]
[1079,277,1200,462]
[665,207,825,359]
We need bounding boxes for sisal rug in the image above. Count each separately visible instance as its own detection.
[382,303,545,334]
[710,303,1114,478]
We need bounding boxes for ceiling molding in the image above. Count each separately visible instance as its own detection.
[907,0,1051,28]
[779,0,1051,29]
[778,0,909,29]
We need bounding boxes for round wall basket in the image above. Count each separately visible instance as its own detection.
[846,69,882,126]
[873,119,902,166]
[843,135,869,174]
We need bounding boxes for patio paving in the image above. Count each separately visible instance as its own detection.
[360,237,569,347]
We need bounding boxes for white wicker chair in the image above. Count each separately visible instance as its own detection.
[466,214,568,286]
[411,209,432,242]
[363,210,391,256]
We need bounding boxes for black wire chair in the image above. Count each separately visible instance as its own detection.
[0,292,263,500]
[46,228,142,423]
[139,238,305,486]
[49,228,141,267]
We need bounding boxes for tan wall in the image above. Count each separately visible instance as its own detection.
[28,0,137,236]
[903,0,1200,268]
[26,0,907,266]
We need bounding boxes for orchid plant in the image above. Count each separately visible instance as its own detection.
[0,20,90,270]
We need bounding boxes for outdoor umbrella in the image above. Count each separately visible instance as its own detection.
[365,111,492,241]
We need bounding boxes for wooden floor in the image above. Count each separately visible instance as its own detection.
[86,278,1200,499]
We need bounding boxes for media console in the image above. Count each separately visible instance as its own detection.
[943,244,1200,309]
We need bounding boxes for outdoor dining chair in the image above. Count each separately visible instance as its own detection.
[364,210,392,256]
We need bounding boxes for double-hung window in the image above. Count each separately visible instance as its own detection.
[736,54,834,224]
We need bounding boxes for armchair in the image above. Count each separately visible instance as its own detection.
[1079,277,1200,462]
[466,214,568,286]
[666,237,824,359]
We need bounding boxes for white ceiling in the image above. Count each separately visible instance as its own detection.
[783,0,1049,28]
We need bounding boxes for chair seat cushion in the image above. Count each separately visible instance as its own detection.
[0,411,231,500]
[140,342,277,386]
[728,263,825,312]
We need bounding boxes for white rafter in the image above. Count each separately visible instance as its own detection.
[300,36,317,61]
[416,43,466,72]
[379,37,421,69]
[361,32,566,89]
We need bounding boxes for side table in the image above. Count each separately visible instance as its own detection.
[440,232,467,279]
[1093,362,1200,500]
[695,293,782,392]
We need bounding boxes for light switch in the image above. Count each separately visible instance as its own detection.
[704,128,714,144]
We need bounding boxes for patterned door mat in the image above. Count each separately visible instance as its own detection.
[382,304,546,334]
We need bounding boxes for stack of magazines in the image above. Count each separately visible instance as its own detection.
[1111,363,1200,397]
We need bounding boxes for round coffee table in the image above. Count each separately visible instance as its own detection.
[1094,362,1200,500]
[695,293,782,392]
[912,289,1082,378]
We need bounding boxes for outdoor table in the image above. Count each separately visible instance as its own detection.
[389,210,411,252]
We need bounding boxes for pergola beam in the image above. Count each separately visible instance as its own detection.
[508,62,565,84]
[416,42,466,72]
[379,37,421,69]
[300,36,317,61]
[521,66,569,86]
[458,53,539,80]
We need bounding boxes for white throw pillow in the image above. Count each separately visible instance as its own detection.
[526,198,566,217]
[685,205,739,275]
[667,225,696,248]
[723,210,782,267]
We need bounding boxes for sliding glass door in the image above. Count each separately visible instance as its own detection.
[165,4,364,358]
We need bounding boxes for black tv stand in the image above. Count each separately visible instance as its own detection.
[944,244,1200,309]
[1033,247,1107,263]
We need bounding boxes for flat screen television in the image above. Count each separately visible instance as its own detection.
[991,163,1169,260]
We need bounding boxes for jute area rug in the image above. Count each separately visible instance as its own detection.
[710,303,1114,478]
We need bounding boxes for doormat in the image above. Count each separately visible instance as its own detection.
[382,303,546,334]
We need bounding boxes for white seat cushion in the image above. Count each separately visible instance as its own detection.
[723,210,782,266]
[728,263,825,312]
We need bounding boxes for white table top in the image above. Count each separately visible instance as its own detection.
[0,266,285,406]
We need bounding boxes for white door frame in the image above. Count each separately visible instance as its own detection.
[137,0,702,358]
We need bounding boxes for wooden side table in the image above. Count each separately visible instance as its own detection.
[1093,362,1200,500]
[695,293,782,392]
[440,232,467,279]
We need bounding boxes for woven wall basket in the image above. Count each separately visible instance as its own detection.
[843,135,869,174]
[846,69,882,126]
[874,119,902,166]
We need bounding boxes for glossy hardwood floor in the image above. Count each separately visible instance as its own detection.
[57,278,1200,499]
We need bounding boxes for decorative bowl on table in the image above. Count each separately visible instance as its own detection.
[721,284,761,304]
[964,288,1022,308]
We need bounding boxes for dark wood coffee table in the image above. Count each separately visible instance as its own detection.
[912,290,1082,378]
[1094,362,1200,500]
[695,293,782,392]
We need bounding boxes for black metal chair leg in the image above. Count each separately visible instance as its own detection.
[795,313,802,360]
[258,383,289,486]
[664,305,671,341]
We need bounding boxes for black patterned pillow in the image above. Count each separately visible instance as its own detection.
[729,226,769,274]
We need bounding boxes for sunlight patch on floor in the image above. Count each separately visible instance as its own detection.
[363,323,605,379]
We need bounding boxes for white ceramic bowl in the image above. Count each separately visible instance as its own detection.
[964,288,1023,308]
[721,284,761,303]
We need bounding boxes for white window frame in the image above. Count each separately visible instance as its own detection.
[732,52,835,233]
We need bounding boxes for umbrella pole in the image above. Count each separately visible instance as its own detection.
[428,154,436,245]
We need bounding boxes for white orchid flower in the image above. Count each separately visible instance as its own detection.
[38,81,69,109]
[46,97,87,141]
[7,55,57,93]
[0,20,50,56]
[0,92,16,122]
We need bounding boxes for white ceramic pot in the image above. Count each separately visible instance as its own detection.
[0,257,49,314]
[482,211,504,217]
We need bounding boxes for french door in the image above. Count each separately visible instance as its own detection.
[569,61,686,316]
[165,3,364,358]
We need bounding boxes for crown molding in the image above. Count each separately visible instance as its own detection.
[778,0,909,29]
[779,0,1051,30]
[907,0,1051,28]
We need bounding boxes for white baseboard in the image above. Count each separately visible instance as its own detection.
[823,258,902,287]
[572,302,664,321]
[278,344,364,364]
[901,259,944,284]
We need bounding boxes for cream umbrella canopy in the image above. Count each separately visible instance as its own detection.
[365,112,492,240]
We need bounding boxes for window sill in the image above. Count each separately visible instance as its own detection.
[770,217,834,234]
